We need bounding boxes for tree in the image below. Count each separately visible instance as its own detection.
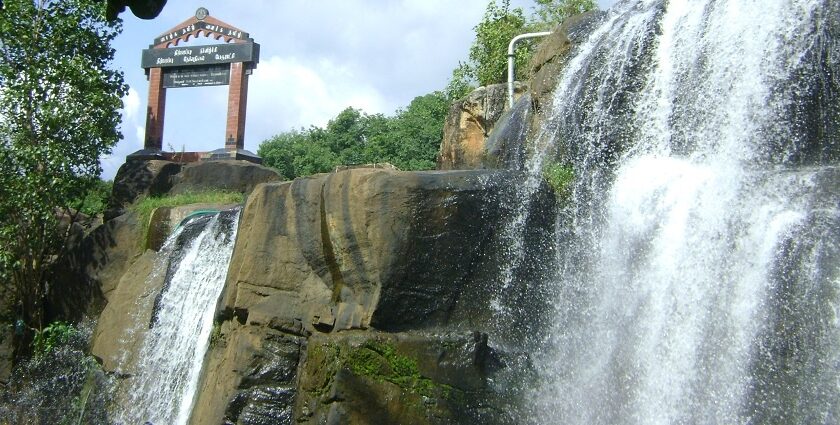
[258,131,307,180]
[446,0,598,97]
[375,91,449,170]
[102,0,167,20]
[315,107,371,166]
[470,0,529,86]
[532,0,596,29]
[260,93,449,178]
[0,0,127,336]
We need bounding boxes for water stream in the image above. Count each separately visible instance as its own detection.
[527,0,839,423]
[115,209,241,425]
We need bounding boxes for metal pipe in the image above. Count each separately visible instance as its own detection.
[508,31,552,108]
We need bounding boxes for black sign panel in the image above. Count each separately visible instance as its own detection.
[142,42,259,69]
[163,65,230,88]
[154,21,249,46]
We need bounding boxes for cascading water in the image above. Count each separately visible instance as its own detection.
[526,0,839,423]
[115,209,240,425]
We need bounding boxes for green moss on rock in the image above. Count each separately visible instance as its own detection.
[542,160,574,199]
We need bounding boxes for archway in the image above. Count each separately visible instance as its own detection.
[131,7,261,163]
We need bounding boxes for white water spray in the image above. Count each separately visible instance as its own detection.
[530,0,839,423]
[116,210,240,425]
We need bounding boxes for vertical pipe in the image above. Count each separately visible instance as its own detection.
[508,31,552,108]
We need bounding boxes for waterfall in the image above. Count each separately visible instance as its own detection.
[115,209,241,425]
[530,0,839,423]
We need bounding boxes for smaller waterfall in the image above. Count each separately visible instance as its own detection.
[116,208,240,425]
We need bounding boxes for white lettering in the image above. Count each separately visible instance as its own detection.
[182,55,207,63]
[173,48,193,56]
[156,57,174,65]
[215,53,236,61]
[199,46,218,54]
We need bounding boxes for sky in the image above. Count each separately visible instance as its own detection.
[102,0,618,179]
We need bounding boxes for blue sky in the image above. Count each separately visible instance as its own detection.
[102,0,617,179]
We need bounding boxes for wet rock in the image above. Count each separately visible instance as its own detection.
[191,327,303,425]
[483,92,532,170]
[529,11,606,113]
[90,249,163,373]
[438,83,527,170]
[295,332,524,425]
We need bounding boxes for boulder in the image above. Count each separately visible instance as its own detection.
[169,160,282,196]
[217,168,544,334]
[106,160,281,221]
[437,83,526,170]
[106,160,182,219]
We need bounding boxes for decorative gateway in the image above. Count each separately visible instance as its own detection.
[134,7,261,163]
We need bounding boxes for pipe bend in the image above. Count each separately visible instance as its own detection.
[507,31,552,107]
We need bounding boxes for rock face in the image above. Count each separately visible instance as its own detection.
[294,332,521,425]
[106,159,281,220]
[169,160,282,195]
[188,167,557,424]
[528,12,606,113]
[48,212,143,323]
[90,249,161,372]
[106,160,182,219]
[437,83,527,170]
[66,17,612,418]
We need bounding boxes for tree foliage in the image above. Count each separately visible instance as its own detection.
[532,0,597,29]
[0,0,127,333]
[470,0,530,87]
[259,92,450,179]
[447,0,598,96]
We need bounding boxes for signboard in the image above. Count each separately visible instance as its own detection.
[163,65,230,88]
[141,42,259,69]
[154,20,249,45]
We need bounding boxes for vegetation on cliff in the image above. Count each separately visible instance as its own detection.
[0,321,112,424]
[0,0,127,340]
[447,0,596,96]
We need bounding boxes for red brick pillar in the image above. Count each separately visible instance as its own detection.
[144,67,166,150]
[225,62,249,150]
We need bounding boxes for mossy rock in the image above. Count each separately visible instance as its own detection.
[296,332,521,425]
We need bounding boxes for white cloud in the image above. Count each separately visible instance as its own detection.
[245,55,387,144]
[135,125,145,146]
[122,87,141,122]
[101,0,620,180]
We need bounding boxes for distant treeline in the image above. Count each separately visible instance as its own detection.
[258,0,597,180]
[258,92,449,180]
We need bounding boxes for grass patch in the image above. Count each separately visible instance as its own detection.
[542,161,575,200]
[345,340,440,398]
[131,190,244,248]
